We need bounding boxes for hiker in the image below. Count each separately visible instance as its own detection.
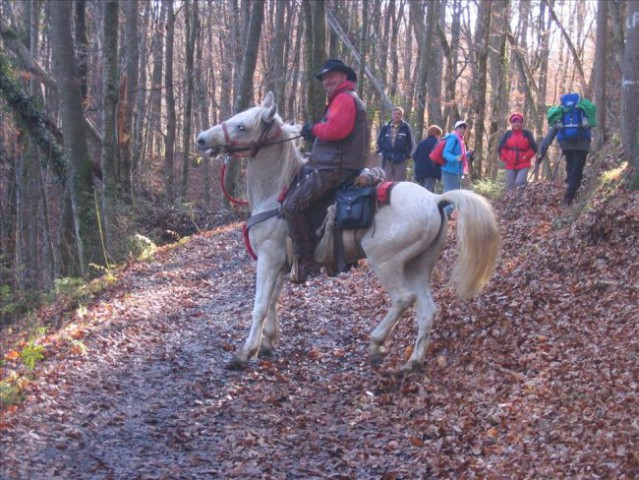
[376,106,415,181]
[441,120,470,217]
[282,59,368,282]
[497,112,538,191]
[413,124,443,192]
[537,93,595,205]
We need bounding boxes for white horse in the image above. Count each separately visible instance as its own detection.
[196,92,500,372]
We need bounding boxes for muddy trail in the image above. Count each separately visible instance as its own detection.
[1,180,638,479]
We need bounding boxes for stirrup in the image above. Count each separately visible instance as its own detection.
[289,256,321,284]
[290,257,303,283]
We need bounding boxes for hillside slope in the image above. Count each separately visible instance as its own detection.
[1,156,638,479]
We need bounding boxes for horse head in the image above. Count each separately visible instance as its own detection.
[196,92,282,158]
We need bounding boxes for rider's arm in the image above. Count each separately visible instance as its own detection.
[312,93,356,142]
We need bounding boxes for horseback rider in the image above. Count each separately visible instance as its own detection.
[281,59,369,283]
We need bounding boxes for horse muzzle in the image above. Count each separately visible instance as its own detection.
[196,135,222,157]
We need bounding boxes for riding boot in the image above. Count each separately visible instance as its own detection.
[285,214,321,283]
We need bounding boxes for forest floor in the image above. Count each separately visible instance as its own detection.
[1,153,638,479]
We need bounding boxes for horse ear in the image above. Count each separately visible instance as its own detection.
[262,91,274,109]
[261,92,277,123]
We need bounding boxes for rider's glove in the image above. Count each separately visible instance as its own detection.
[301,122,316,142]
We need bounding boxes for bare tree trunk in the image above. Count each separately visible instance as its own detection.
[536,1,551,140]
[31,0,55,286]
[49,0,101,276]
[74,0,89,102]
[388,0,403,100]
[622,1,639,187]
[593,0,608,148]
[13,0,39,289]
[133,0,150,174]
[180,0,198,202]
[287,4,304,120]
[471,0,492,179]
[119,0,138,202]
[426,0,444,130]
[303,0,326,122]
[164,2,176,205]
[265,0,286,107]
[195,3,211,210]
[223,0,264,207]
[234,0,264,111]
[410,1,427,141]
[101,0,119,260]
[147,1,167,166]
[357,1,369,102]
[487,0,510,180]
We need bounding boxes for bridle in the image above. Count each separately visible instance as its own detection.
[218,120,302,260]
[220,119,300,158]
[218,119,301,207]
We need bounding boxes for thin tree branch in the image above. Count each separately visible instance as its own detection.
[326,10,393,111]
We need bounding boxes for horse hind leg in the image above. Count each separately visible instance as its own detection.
[398,246,440,371]
[369,283,416,367]
[401,290,436,372]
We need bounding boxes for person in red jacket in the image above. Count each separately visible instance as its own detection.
[282,59,368,282]
[497,112,538,190]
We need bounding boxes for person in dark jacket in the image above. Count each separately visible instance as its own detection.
[497,112,538,190]
[413,124,443,192]
[537,102,592,205]
[282,59,368,282]
[376,106,415,181]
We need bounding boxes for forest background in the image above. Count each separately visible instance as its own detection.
[1,0,638,323]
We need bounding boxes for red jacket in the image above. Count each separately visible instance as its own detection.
[311,81,358,141]
[497,129,537,170]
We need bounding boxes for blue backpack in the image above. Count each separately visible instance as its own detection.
[557,93,591,142]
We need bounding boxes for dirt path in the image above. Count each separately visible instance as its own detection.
[2,196,638,479]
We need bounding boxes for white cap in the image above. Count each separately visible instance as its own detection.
[454,120,468,129]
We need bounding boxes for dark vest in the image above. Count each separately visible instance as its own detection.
[310,91,368,172]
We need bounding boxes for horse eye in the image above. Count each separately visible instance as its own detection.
[237,124,246,132]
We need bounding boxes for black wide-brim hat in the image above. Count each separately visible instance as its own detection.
[314,58,357,82]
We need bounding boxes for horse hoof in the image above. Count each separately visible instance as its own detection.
[258,346,274,357]
[400,361,422,373]
[370,352,385,367]
[226,357,248,371]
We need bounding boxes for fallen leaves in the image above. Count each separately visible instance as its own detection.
[1,162,639,478]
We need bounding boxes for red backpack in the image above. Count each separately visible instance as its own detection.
[429,135,456,166]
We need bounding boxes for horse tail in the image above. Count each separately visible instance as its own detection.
[438,190,501,299]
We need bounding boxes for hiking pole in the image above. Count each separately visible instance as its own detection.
[539,154,563,203]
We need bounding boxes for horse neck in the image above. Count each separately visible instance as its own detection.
[246,143,293,211]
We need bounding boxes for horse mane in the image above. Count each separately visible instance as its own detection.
[277,122,305,189]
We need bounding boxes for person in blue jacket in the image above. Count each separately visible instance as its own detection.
[441,120,470,217]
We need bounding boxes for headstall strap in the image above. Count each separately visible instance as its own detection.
[220,120,283,158]
[219,120,286,206]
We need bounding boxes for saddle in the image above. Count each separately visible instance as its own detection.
[301,167,392,276]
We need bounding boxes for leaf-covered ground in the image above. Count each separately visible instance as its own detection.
[1,162,638,479]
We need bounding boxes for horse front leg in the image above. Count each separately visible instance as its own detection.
[259,271,285,356]
[227,253,285,370]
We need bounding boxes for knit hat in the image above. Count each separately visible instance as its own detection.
[510,112,524,123]
[454,120,468,129]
